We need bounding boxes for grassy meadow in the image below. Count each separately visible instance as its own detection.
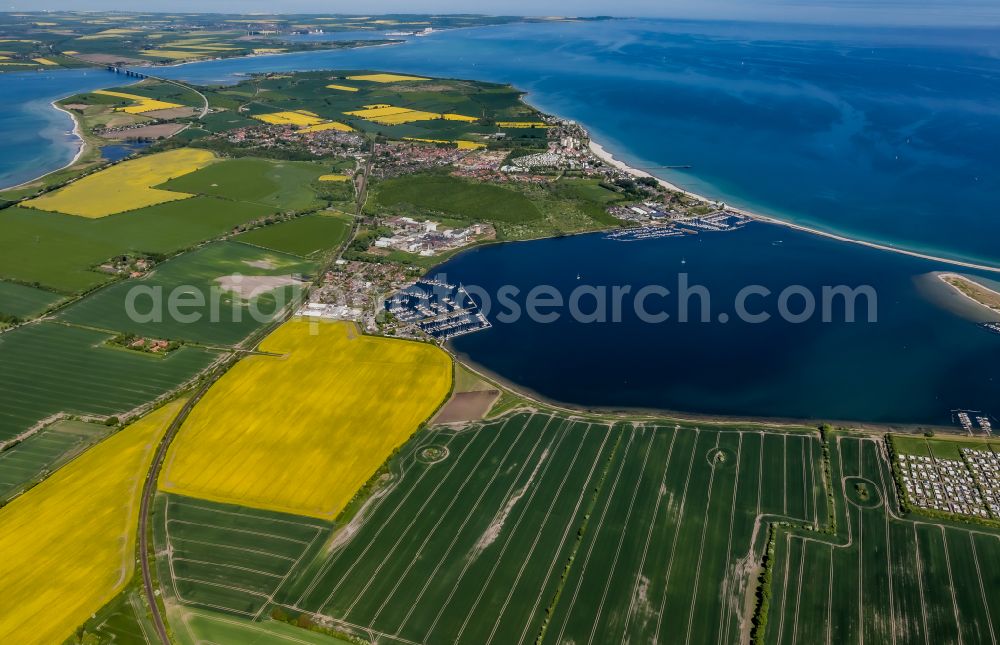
[0,198,276,293]
[56,241,314,346]
[236,213,353,257]
[159,157,330,212]
[371,173,543,224]
[0,154,334,294]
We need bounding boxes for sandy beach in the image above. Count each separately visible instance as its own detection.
[1,99,89,192]
[588,140,1000,274]
[937,272,1000,313]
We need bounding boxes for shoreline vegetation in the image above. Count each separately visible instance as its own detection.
[446,345,960,435]
[938,272,1000,315]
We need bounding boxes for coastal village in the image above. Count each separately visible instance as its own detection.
[266,101,753,340]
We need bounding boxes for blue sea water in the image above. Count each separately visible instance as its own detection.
[1,20,997,423]
[0,68,127,188]
[149,19,1000,267]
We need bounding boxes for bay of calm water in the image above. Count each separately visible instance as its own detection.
[1,19,997,423]
[440,225,1000,426]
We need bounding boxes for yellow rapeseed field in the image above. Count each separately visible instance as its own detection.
[403,137,451,144]
[318,174,350,182]
[159,320,452,519]
[23,148,215,218]
[498,121,551,128]
[300,121,353,133]
[31,57,58,66]
[93,89,183,114]
[442,113,479,122]
[326,83,359,92]
[345,105,439,125]
[347,73,430,83]
[253,110,327,127]
[0,400,183,645]
[404,137,486,150]
[345,104,476,126]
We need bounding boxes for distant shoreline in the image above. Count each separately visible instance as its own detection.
[13,37,1000,275]
[587,140,1000,274]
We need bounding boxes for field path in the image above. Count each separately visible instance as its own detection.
[138,361,234,643]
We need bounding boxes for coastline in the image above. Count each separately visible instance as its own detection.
[11,44,1000,275]
[587,140,1000,274]
[446,345,958,435]
[0,38,407,192]
[1,98,90,192]
[936,272,1000,317]
[137,38,407,73]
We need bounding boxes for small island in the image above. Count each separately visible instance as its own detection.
[939,272,1000,315]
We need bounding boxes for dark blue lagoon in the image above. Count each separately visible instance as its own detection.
[439,224,1000,426]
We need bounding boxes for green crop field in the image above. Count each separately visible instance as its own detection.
[154,494,331,619]
[0,280,63,319]
[56,241,315,346]
[892,434,995,460]
[143,411,1000,644]
[171,607,353,645]
[371,173,543,224]
[0,197,274,293]
[0,322,217,441]
[275,413,823,644]
[73,586,157,645]
[236,214,353,257]
[0,419,107,501]
[542,426,822,645]
[159,158,329,212]
[766,435,1000,644]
